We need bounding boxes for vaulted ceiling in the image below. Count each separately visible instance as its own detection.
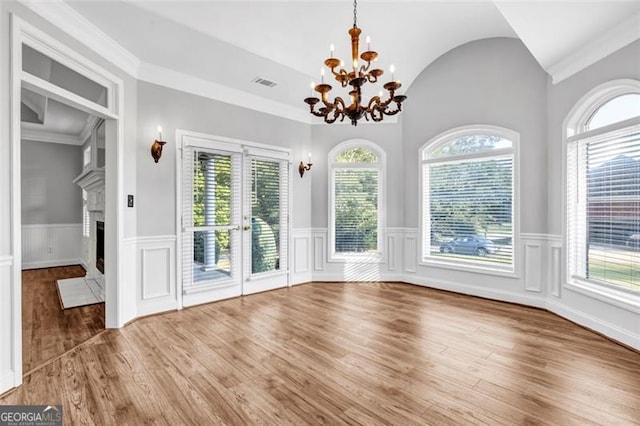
[20,0,640,127]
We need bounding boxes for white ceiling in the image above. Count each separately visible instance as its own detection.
[25,0,640,123]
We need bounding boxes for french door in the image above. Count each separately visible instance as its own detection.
[179,134,290,307]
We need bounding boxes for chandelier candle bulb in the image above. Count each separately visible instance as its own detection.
[366,35,371,51]
[321,68,325,83]
[390,64,395,81]
[330,43,334,57]
[157,126,162,140]
[308,152,312,163]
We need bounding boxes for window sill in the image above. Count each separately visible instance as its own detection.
[565,278,640,312]
[328,253,384,264]
[419,258,517,278]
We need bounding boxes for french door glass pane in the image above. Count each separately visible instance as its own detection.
[251,159,281,274]
[193,152,234,283]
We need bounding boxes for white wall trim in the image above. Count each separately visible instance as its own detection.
[137,235,177,244]
[548,13,640,84]
[21,127,83,145]
[404,274,546,309]
[0,256,13,267]
[22,259,83,270]
[546,299,639,350]
[520,232,562,242]
[18,0,140,77]
[136,235,177,317]
[139,63,311,124]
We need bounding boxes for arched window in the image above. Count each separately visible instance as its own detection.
[328,140,385,260]
[566,80,640,295]
[420,126,519,273]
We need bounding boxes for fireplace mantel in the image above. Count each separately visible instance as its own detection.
[74,167,105,212]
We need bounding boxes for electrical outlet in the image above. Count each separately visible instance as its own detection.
[47,247,53,254]
[127,194,134,208]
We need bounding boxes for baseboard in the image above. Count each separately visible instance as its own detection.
[22,258,83,270]
[307,272,407,283]
[136,300,178,317]
[546,299,640,351]
[0,370,18,396]
[403,274,546,309]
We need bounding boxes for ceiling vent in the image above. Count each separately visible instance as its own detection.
[252,77,277,88]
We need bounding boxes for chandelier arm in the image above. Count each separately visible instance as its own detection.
[382,106,401,116]
[377,90,396,108]
[325,104,343,124]
[369,105,384,121]
[366,96,381,111]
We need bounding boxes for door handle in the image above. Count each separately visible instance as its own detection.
[243,225,251,231]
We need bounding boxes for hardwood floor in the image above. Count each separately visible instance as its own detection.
[22,265,105,374]
[4,282,639,425]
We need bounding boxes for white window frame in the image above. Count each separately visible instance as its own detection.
[328,139,386,263]
[563,79,640,310]
[419,125,520,277]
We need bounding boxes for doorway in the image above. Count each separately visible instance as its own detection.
[178,132,291,307]
[8,16,126,392]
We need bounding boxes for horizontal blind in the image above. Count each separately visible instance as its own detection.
[568,127,640,292]
[249,158,289,275]
[183,147,242,292]
[333,168,379,254]
[426,156,513,267]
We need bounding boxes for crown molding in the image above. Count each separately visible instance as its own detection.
[21,126,83,145]
[548,12,640,84]
[18,0,140,78]
[138,62,311,125]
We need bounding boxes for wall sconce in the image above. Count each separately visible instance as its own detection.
[151,125,166,163]
[299,152,313,177]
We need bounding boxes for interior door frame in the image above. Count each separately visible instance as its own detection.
[8,15,126,391]
[175,129,292,309]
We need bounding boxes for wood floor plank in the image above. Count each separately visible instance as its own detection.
[4,281,639,425]
[22,265,105,373]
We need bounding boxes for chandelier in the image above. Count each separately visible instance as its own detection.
[304,0,407,126]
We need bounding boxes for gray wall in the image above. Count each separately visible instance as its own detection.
[546,39,640,235]
[309,122,403,228]
[21,141,82,224]
[136,81,312,236]
[402,37,548,233]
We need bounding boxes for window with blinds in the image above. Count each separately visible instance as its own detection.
[422,132,515,271]
[182,147,242,292]
[567,93,640,293]
[330,145,384,258]
[249,158,289,275]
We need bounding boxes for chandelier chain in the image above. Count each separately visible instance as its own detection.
[353,0,357,28]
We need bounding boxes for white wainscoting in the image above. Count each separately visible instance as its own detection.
[306,228,406,282]
[291,228,312,285]
[21,224,82,269]
[136,236,177,317]
[0,255,18,394]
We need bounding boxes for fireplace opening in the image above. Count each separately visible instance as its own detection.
[96,221,104,274]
